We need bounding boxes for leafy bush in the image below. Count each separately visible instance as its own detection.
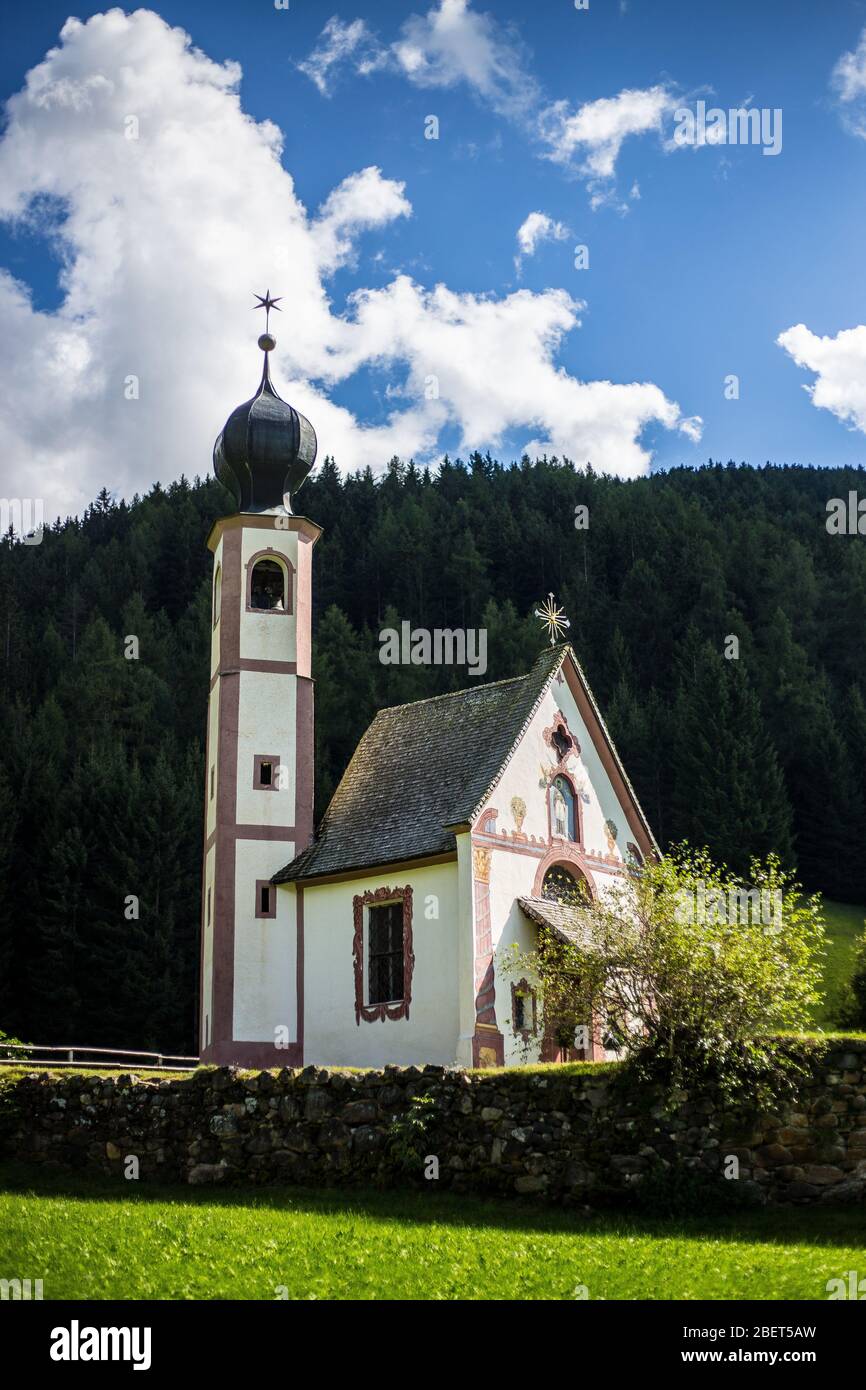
[841,924,866,1029]
[506,847,826,1107]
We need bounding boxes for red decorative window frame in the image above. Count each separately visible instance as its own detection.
[543,709,581,768]
[545,769,583,847]
[352,885,414,1025]
[511,978,538,1040]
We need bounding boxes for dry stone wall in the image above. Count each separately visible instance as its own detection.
[3,1042,866,1206]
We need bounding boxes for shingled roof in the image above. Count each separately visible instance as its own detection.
[273,644,568,884]
[518,896,594,948]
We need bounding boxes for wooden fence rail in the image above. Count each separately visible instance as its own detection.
[0,1043,199,1072]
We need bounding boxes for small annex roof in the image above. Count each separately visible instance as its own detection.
[518,896,594,948]
[274,642,658,885]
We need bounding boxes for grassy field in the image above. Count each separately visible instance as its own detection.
[1,1165,864,1301]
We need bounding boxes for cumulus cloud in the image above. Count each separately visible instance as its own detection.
[777,323,866,434]
[0,9,699,520]
[831,27,866,137]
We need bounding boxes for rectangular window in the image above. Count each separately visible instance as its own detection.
[514,993,526,1031]
[210,766,215,800]
[255,878,277,920]
[368,902,404,1005]
[207,887,211,925]
[253,754,281,791]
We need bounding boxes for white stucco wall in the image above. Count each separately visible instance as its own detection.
[300,860,461,1066]
[233,837,298,1043]
[235,671,297,826]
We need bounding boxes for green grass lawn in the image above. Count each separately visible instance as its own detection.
[814,900,865,1028]
[1,1165,864,1301]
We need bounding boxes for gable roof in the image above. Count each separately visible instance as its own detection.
[273,642,657,885]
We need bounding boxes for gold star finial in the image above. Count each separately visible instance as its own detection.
[534,592,570,646]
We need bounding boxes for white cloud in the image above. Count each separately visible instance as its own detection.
[301,3,672,205]
[312,167,412,272]
[514,211,569,274]
[539,86,674,208]
[777,323,866,434]
[831,27,866,137]
[391,0,538,120]
[0,9,699,520]
[297,17,386,98]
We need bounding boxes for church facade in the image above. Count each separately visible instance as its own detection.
[199,323,657,1070]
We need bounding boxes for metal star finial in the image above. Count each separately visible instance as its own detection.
[253,290,283,332]
[534,592,570,646]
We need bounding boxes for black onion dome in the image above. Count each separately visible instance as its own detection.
[214,338,317,513]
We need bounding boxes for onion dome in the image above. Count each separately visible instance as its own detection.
[214,302,317,513]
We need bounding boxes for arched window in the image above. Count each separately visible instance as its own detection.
[213,565,222,627]
[549,775,576,840]
[250,558,286,611]
[541,864,588,906]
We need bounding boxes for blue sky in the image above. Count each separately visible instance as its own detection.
[2,1,866,517]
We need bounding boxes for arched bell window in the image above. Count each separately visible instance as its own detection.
[213,565,222,628]
[549,775,576,840]
[541,864,588,906]
[249,558,287,612]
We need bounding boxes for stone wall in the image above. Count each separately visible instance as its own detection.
[2,1041,866,1205]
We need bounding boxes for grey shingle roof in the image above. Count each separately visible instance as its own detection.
[273,644,567,884]
[518,896,594,948]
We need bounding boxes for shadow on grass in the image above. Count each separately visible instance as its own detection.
[1,1161,864,1250]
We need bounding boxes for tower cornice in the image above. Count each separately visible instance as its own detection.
[206,512,322,553]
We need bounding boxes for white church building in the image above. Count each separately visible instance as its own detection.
[199,321,657,1071]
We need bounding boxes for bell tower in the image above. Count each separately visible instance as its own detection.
[199,299,320,1066]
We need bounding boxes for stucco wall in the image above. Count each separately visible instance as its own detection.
[300,860,461,1066]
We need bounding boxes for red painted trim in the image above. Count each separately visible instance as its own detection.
[352,885,414,1024]
[545,768,583,847]
[532,846,598,901]
[472,1027,505,1067]
[543,708,581,766]
[295,676,315,852]
[296,885,305,1064]
[237,824,295,841]
[210,658,298,691]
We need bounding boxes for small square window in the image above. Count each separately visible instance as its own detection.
[253,754,281,791]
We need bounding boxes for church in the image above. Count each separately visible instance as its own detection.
[198,315,658,1071]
